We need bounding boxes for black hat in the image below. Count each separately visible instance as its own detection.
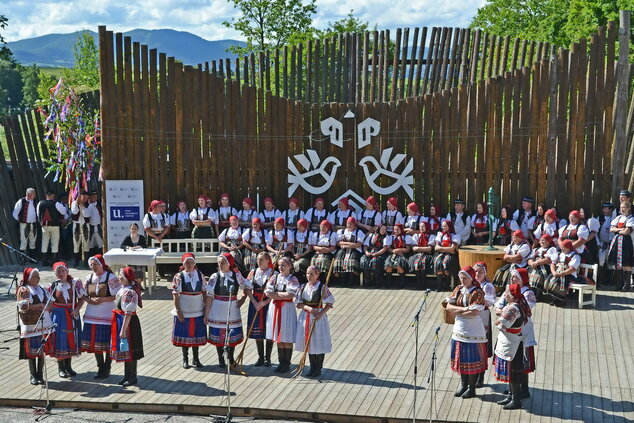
[602,202,614,209]
[619,189,631,197]
[453,198,465,205]
[522,196,534,203]
[88,191,97,196]
[45,189,55,196]
[58,191,68,199]
[80,190,90,196]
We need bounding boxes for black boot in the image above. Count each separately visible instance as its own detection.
[313,354,324,378]
[182,346,190,369]
[503,381,523,409]
[274,346,285,373]
[118,362,129,385]
[518,372,531,399]
[416,271,423,290]
[399,273,406,288]
[461,373,478,398]
[73,253,81,268]
[216,346,226,368]
[103,353,112,378]
[264,340,273,367]
[363,271,371,287]
[307,354,317,377]
[36,357,44,384]
[122,360,137,386]
[497,386,513,405]
[375,270,384,288]
[192,346,203,368]
[255,340,265,366]
[476,371,485,388]
[41,252,50,266]
[64,358,77,376]
[454,373,468,397]
[94,352,105,379]
[228,346,236,367]
[622,270,632,292]
[28,359,39,385]
[57,359,69,378]
[612,269,624,291]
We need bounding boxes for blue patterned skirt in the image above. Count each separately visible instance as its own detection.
[208,326,244,347]
[81,322,111,353]
[450,339,488,374]
[493,341,525,383]
[49,304,81,359]
[172,316,207,347]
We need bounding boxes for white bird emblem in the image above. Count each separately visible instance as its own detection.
[288,149,342,196]
[359,147,414,199]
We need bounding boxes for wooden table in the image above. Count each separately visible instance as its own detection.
[103,247,163,293]
[458,245,506,274]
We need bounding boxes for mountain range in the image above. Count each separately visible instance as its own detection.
[7,29,246,68]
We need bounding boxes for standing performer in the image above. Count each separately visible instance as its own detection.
[510,268,537,399]
[171,253,207,369]
[445,266,488,399]
[283,198,304,230]
[581,207,600,264]
[433,220,462,290]
[266,217,295,264]
[264,257,299,373]
[70,191,91,266]
[384,223,413,288]
[87,192,104,257]
[17,268,53,385]
[597,202,615,282]
[527,234,557,301]
[492,283,531,410]
[360,224,389,287]
[292,218,314,277]
[294,265,334,378]
[328,198,353,232]
[242,217,268,272]
[309,220,338,280]
[409,220,435,289]
[110,267,144,386]
[170,201,193,239]
[143,200,170,243]
[446,198,471,244]
[13,188,38,257]
[48,262,83,378]
[237,198,258,229]
[218,216,245,274]
[245,252,274,366]
[607,201,634,291]
[204,253,249,368]
[357,196,382,234]
[544,239,582,305]
[191,195,216,239]
[471,202,493,245]
[217,193,238,233]
[332,216,364,286]
[473,261,496,388]
[81,255,121,379]
[305,198,329,234]
[259,197,282,229]
[492,230,531,293]
[37,190,66,266]
[403,202,424,236]
[382,197,404,235]
[512,196,537,241]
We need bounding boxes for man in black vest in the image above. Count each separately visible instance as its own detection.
[12,187,38,256]
[37,190,67,265]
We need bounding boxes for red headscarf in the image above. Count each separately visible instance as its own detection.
[320,220,331,232]
[242,197,254,208]
[88,254,112,273]
[197,195,207,201]
[513,268,530,286]
[314,197,325,207]
[148,200,164,213]
[297,218,309,229]
[387,197,398,209]
[52,261,73,283]
[540,233,553,244]
[508,283,531,322]
[346,216,357,225]
[289,197,300,207]
[264,197,273,204]
[459,265,477,286]
[569,210,581,221]
[121,266,143,308]
[545,208,557,221]
[221,252,238,273]
[474,261,487,274]
[561,239,574,251]
[339,198,350,209]
[512,230,525,240]
[475,202,488,220]
[219,193,230,204]
[20,267,38,287]
[252,217,262,227]
[274,217,285,228]
[442,219,455,235]
[176,200,186,209]
[366,196,379,211]
[407,202,419,214]
[179,253,196,271]
[229,215,239,226]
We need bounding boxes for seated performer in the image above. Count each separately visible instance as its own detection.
[384,223,413,288]
[245,252,274,366]
[309,220,338,280]
[532,208,560,247]
[527,234,557,301]
[383,197,404,235]
[357,196,382,234]
[328,198,353,232]
[403,202,424,235]
[259,197,282,229]
[237,198,258,229]
[218,216,245,274]
[305,198,328,234]
[408,220,435,290]
[332,216,364,286]
[292,218,314,278]
[143,200,170,243]
[492,230,531,294]
[433,220,462,290]
[558,210,589,261]
[217,193,238,233]
[360,223,390,287]
[426,204,442,233]
[470,202,492,245]
[543,239,583,305]
[242,217,268,273]
[282,198,304,230]
[496,206,518,246]
[266,217,294,264]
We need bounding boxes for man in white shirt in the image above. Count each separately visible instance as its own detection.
[87,192,104,257]
[512,196,536,240]
[446,198,471,244]
[12,187,37,254]
[37,190,67,265]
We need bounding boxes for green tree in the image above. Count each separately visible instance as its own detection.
[0,60,23,114]
[37,72,58,103]
[18,64,40,107]
[62,31,100,91]
[0,14,12,63]
[325,9,370,35]
[223,0,317,55]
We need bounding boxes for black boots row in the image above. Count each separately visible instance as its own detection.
[275,347,292,373]
[455,371,528,410]
[118,360,138,386]
[454,373,479,399]
[94,352,112,379]
[612,269,633,291]
[497,381,523,409]
[216,346,236,368]
[57,358,77,378]
[28,358,44,385]
[182,346,203,369]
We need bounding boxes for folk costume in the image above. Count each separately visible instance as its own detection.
[309,220,338,275]
[433,221,462,289]
[237,198,258,228]
[87,197,104,257]
[110,267,144,386]
[384,224,413,288]
[607,211,634,291]
[70,195,91,265]
[143,200,170,241]
[305,198,328,234]
[37,192,66,264]
[512,197,537,240]
[357,196,382,234]
[332,216,365,284]
[292,219,314,276]
[597,204,615,267]
[473,261,496,388]
[492,230,531,294]
[218,216,246,274]
[558,211,590,258]
[471,203,494,245]
[266,217,295,264]
[217,193,238,231]
[527,235,557,301]
[426,205,443,234]
[382,197,404,234]
[190,196,217,238]
[242,218,268,271]
[246,263,274,366]
[259,197,282,228]
[409,223,435,289]
[171,253,207,369]
[360,225,389,287]
[543,240,582,305]
[328,198,354,231]
[532,209,560,245]
[446,199,472,244]
[282,198,304,230]
[496,209,519,246]
[170,201,193,239]
[403,202,425,235]
[13,194,38,254]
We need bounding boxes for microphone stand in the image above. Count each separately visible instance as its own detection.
[33,282,58,416]
[426,326,441,423]
[410,289,430,423]
[1,239,37,297]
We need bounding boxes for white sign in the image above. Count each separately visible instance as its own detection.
[105,180,144,251]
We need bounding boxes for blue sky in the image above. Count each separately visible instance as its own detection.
[3,0,486,42]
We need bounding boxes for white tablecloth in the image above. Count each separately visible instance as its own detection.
[103,248,163,266]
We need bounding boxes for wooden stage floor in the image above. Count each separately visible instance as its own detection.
[0,269,633,423]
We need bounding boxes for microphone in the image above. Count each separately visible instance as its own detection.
[435,326,440,334]
[425,288,431,294]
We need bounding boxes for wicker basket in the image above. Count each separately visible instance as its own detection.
[441,301,455,325]
[19,308,41,325]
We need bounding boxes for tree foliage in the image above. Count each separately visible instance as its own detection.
[0,60,23,113]
[18,64,40,107]
[61,31,100,91]
[223,0,317,55]
[0,14,12,63]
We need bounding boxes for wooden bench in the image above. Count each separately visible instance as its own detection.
[570,263,599,309]
[149,238,220,265]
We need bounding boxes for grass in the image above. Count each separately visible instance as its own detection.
[39,67,65,78]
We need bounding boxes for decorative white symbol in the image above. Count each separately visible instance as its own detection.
[288,149,342,196]
[320,117,344,148]
[357,118,381,149]
[359,147,414,199]
[331,190,367,212]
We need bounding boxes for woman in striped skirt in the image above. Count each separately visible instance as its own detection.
[171,253,207,369]
[264,257,299,373]
[384,223,413,288]
[110,266,144,386]
[294,265,334,378]
[266,217,295,264]
[205,253,250,368]
[292,218,314,279]
[218,216,246,275]
[527,234,557,301]
[332,216,365,286]
[433,220,462,290]
[48,262,83,378]
[310,220,338,279]
[246,252,274,366]
[473,261,496,388]
[81,254,121,379]
[408,220,435,290]
[512,268,537,399]
[607,201,634,291]
[242,217,268,272]
[17,268,53,385]
[360,223,389,287]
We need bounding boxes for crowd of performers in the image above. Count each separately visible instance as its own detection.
[16,251,334,385]
[446,264,536,410]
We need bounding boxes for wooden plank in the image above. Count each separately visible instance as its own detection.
[274,48,280,97]
[478,32,488,82]
[502,72,513,203]
[458,28,470,86]
[322,38,330,103]
[422,27,436,94]
[574,39,588,207]
[123,36,135,181]
[445,28,460,90]
[132,41,143,188]
[355,33,363,103]
[140,44,153,204]
[510,37,520,71]
[362,31,370,102]
[313,39,320,104]
[414,27,427,96]
[536,60,550,204]
[566,43,581,210]
[289,47,296,100]
[555,47,569,209]
[390,28,401,101]
[342,34,350,102]
[399,28,409,100]
[306,40,313,103]
[584,34,599,208]
[370,31,378,102]
[469,29,481,84]
[437,27,451,93]
[382,30,390,101]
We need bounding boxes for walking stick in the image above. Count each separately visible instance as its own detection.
[292,255,334,378]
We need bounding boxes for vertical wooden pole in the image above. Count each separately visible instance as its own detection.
[612,10,630,194]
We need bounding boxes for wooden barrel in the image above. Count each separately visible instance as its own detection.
[458,245,506,274]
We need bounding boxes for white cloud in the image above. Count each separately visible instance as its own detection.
[3,0,486,42]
